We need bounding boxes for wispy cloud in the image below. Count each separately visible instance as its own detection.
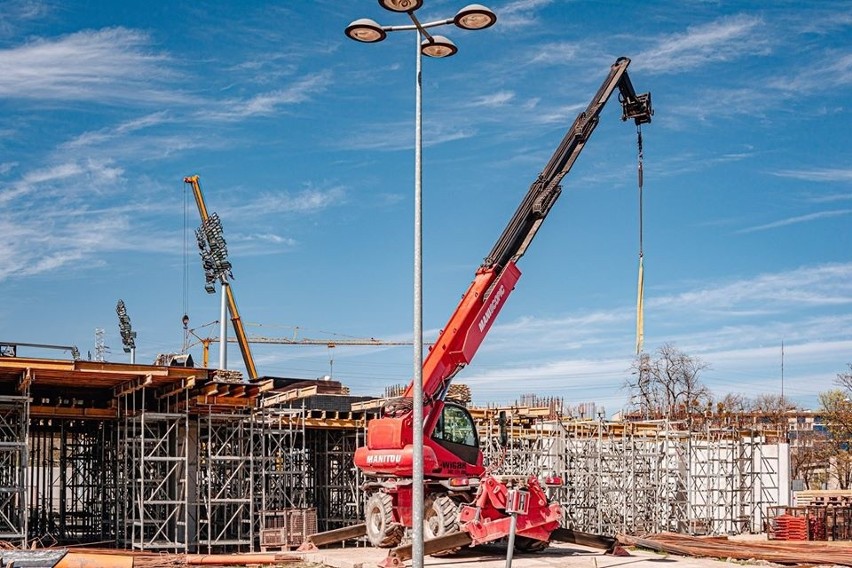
[481,262,852,356]
[736,209,852,234]
[225,186,347,220]
[0,156,185,282]
[63,112,174,149]
[635,15,769,75]
[806,193,852,204]
[769,52,852,93]
[459,263,852,408]
[528,41,582,66]
[0,27,190,105]
[0,161,86,205]
[469,91,515,107]
[0,212,134,280]
[527,102,586,125]
[654,263,852,311]
[498,0,555,29]
[774,167,852,183]
[196,72,332,121]
[338,119,475,151]
[0,0,50,38]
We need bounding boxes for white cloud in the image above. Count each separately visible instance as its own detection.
[654,263,852,311]
[459,263,852,408]
[736,209,852,234]
[498,0,555,29]
[635,15,769,75]
[774,167,852,183]
[197,71,332,121]
[0,27,189,105]
[469,91,515,107]
[528,42,582,66]
[63,112,173,150]
[0,0,50,37]
[339,120,475,151]
[225,186,347,220]
[769,52,852,93]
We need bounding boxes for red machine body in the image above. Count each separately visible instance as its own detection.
[354,57,653,552]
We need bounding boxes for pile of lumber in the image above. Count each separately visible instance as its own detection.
[619,532,852,566]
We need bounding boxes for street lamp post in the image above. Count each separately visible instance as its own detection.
[345,4,495,567]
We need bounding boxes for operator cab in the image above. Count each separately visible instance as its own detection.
[431,402,479,464]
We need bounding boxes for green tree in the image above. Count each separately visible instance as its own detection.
[818,389,852,490]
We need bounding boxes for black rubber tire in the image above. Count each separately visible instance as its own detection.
[365,492,404,548]
[424,493,461,556]
[514,535,550,553]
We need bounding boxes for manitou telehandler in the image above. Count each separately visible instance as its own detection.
[353,56,652,561]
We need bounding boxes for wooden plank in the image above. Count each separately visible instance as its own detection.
[30,405,117,420]
[194,395,254,408]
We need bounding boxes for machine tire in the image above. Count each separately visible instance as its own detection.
[365,492,404,548]
[514,535,550,553]
[424,494,460,556]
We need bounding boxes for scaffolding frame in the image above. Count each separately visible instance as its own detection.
[27,420,116,546]
[305,427,362,532]
[118,388,189,551]
[196,408,254,553]
[253,405,309,544]
[476,414,783,537]
[0,395,29,544]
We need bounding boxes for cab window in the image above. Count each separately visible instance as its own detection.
[433,404,477,447]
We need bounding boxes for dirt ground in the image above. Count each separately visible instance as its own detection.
[299,541,767,568]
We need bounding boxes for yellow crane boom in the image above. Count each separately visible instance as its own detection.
[183,175,259,380]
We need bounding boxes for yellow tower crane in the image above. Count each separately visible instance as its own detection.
[193,333,413,369]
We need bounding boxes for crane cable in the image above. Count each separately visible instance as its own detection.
[182,184,191,352]
[635,125,645,356]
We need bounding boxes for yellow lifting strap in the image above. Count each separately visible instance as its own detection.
[635,126,645,355]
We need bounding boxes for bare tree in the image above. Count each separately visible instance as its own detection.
[835,450,852,490]
[790,428,832,490]
[711,393,750,427]
[750,393,795,435]
[627,343,712,424]
[837,363,852,393]
[717,392,749,414]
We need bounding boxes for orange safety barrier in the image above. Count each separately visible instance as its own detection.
[55,553,133,568]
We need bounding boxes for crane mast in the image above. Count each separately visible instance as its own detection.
[183,175,259,380]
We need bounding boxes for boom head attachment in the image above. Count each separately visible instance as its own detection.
[621,91,653,125]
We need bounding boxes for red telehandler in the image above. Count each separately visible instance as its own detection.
[352,57,653,562]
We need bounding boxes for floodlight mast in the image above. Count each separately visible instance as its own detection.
[183,175,259,380]
[115,299,137,364]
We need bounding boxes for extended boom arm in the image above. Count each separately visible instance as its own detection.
[404,57,652,418]
[486,57,652,271]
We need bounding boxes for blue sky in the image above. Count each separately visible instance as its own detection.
[1,0,850,415]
